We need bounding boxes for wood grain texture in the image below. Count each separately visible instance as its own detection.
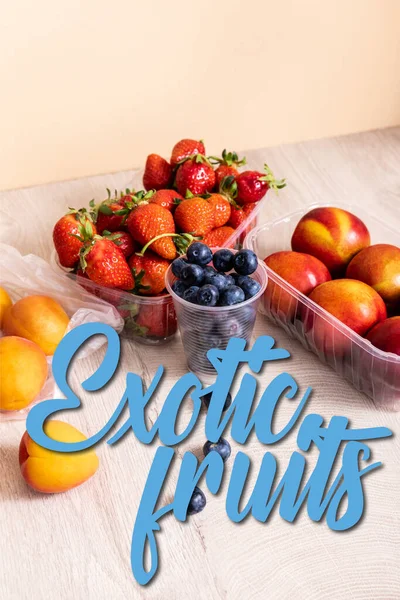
[1,128,400,599]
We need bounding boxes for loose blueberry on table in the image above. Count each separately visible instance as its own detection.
[203,438,231,462]
[187,486,207,515]
[170,244,260,307]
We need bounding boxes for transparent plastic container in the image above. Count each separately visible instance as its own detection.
[166,250,268,379]
[244,202,400,410]
[51,251,177,345]
[50,180,265,344]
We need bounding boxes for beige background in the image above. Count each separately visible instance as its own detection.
[1,0,400,191]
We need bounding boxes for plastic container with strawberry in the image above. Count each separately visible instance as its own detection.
[52,138,286,344]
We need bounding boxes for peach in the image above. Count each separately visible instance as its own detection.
[19,420,99,493]
[0,336,48,411]
[346,244,400,307]
[291,207,370,276]
[264,251,331,319]
[0,286,12,328]
[366,316,400,356]
[308,279,387,336]
[3,295,69,355]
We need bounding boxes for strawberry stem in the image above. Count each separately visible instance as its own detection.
[259,163,286,193]
[136,232,201,256]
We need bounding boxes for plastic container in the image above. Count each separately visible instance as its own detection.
[51,171,265,344]
[166,250,268,379]
[51,251,177,345]
[244,202,400,410]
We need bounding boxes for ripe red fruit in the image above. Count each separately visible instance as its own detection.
[135,303,177,338]
[207,193,231,227]
[96,201,130,233]
[236,164,286,204]
[174,197,215,236]
[81,237,134,290]
[149,189,184,212]
[127,203,177,260]
[170,139,205,167]
[53,210,96,268]
[209,149,246,188]
[203,226,236,248]
[143,154,173,190]
[175,156,216,196]
[228,203,257,229]
[128,251,170,295]
[110,231,136,258]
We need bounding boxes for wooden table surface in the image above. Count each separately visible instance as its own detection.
[1,128,400,600]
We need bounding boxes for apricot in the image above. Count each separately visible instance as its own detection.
[366,316,400,356]
[346,244,400,307]
[19,420,99,493]
[0,336,48,411]
[3,295,69,355]
[264,251,331,319]
[0,286,12,328]
[291,207,370,276]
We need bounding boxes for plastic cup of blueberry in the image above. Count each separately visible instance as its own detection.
[165,243,268,378]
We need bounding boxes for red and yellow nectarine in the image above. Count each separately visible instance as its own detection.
[291,207,370,276]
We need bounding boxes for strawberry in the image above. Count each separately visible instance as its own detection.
[236,163,286,204]
[175,155,216,196]
[96,201,130,233]
[228,202,257,229]
[149,189,184,212]
[209,149,246,188]
[143,154,173,190]
[53,209,96,268]
[128,251,170,295]
[107,231,136,258]
[202,226,236,248]
[174,197,215,236]
[170,139,205,167]
[134,302,177,338]
[80,237,134,290]
[207,193,231,227]
[126,203,177,260]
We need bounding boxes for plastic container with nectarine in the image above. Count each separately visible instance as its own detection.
[244,203,400,410]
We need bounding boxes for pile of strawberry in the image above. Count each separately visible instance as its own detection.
[52,138,286,299]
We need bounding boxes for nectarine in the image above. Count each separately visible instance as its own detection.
[366,316,400,356]
[308,279,387,336]
[0,336,48,411]
[19,420,99,493]
[264,251,331,319]
[346,244,400,307]
[3,295,69,355]
[291,207,370,276]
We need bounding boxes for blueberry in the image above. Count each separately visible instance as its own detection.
[213,249,234,272]
[198,330,224,349]
[183,286,200,303]
[187,242,213,266]
[204,265,217,279]
[197,284,219,306]
[187,486,206,515]
[181,264,204,286]
[230,273,241,285]
[207,272,231,292]
[171,279,187,298]
[237,275,261,299]
[171,257,187,278]
[224,274,235,288]
[217,316,243,338]
[202,391,232,411]
[233,249,258,275]
[218,285,245,306]
[203,438,231,462]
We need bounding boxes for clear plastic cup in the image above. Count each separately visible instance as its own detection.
[165,249,268,378]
